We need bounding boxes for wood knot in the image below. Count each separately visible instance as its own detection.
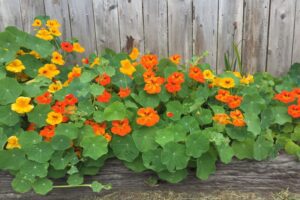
[233,22,237,30]
[280,13,286,19]
[125,36,134,53]
[109,5,116,11]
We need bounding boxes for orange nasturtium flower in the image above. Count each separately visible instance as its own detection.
[36,28,53,41]
[40,125,56,138]
[61,41,73,52]
[38,63,60,79]
[6,59,26,73]
[215,89,231,103]
[189,66,205,83]
[51,51,65,65]
[169,54,181,65]
[11,97,34,114]
[32,19,42,27]
[274,91,295,104]
[73,42,85,53]
[144,76,164,94]
[118,87,131,98]
[95,73,111,86]
[140,54,158,70]
[48,81,63,93]
[203,69,215,80]
[226,95,243,109]
[129,47,140,60]
[120,59,136,76]
[97,90,112,103]
[35,92,52,104]
[288,104,300,118]
[292,88,300,99]
[219,77,235,89]
[212,113,231,125]
[230,110,246,127]
[111,119,132,136]
[6,136,21,149]
[46,111,63,125]
[136,107,160,127]
[64,94,78,106]
[168,72,185,85]
[165,82,182,94]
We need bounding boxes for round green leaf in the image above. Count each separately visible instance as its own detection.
[103,102,126,121]
[142,149,166,172]
[11,177,32,193]
[253,136,274,161]
[21,160,49,178]
[26,142,55,163]
[166,101,183,121]
[32,178,53,195]
[110,135,139,162]
[67,173,84,185]
[0,105,19,126]
[0,77,22,105]
[186,132,210,158]
[51,135,72,150]
[132,127,158,152]
[124,156,147,172]
[19,131,42,149]
[196,152,216,180]
[232,139,254,159]
[56,123,79,139]
[158,169,188,184]
[80,136,108,160]
[27,104,51,127]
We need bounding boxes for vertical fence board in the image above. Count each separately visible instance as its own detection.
[292,0,300,64]
[44,0,72,40]
[143,0,168,57]
[217,0,244,73]
[242,0,270,74]
[0,0,23,31]
[267,0,296,76]
[118,0,144,53]
[93,0,120,53]
[168,0,192,63]
[193,0,218,70]
[68,0,97,54]
[20,0,45,33]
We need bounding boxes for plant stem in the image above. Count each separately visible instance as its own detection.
[53,184,91,189]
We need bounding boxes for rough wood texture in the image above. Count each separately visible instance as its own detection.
[267,0,296,76]
[242,0,270,73]
[0,154,298,200]
[193,0,218,71]
[0,0,23,31]
[217,0,244,73]
[143,0,168,57]
[93,0,121,52]
[292,0,300,64]
[118,0,144,53]
[168,0,193,64]
[44,0,72,40]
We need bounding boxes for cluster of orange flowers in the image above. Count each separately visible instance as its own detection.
[84,120,111,142]
[165,72,185,93]
[274,88,300,118]
[143,70,164,94]
[215,89,243,109]
[213,109,246,127]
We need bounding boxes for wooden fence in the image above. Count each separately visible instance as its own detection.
[0,0,300,76]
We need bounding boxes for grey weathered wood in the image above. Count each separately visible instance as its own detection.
[217,0,244,73]
[168,0,193,64]
[44,0,72,40]
[143,0,168,57]
[193,0,218,71]
[93,0,121,53]
[0,0,23,31]
[117,0,144,53]
[242,0,270,74]
[292,0,300,64]
[267,0,296,76]
[68,0,97,54]
[0,154,299,200]
[20,0,45,34]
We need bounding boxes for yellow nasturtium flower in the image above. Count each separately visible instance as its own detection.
[6,136,21,149]
[91,57,100,68]
[36,28,53,41]
[203,69,215,80]
[120,59,136,76]
[38,64,60,79]
[233,71,242,78]
[5,59,25,73]
[29,50,41,59]
[129,48,139,60]
[46,19,61,28]
[48,81,63,93]
[73,42,85,53]
[46,111,63,125]
[11,97,34,114]
[240,74,254,85]
[219,77,235,89]
[49,27,62,37]
[51,51,65,65]
[32,19,42,27]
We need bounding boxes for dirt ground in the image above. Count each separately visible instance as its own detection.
[83,190,300,200]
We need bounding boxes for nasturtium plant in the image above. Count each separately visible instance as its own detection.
[0,16,299,196]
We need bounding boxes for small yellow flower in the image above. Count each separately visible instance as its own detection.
[46,111,63,125]
[51,51,65,65]
[38,64,60,79]
[120,59,136,76]
[203,69,215,80]
[129,48,139,60]
[32,19,42,27]
[240,74,254,85]
[36,28,53,41]
[6,136,21,149]
[48,81,63,93]
[6,59,25,73]
[29,50,41,59]
[91,57,100,68]
[233,71,242,78]
[11,97,34,114]
[211,77,220,87]
[219,77,235,89]
[73,42,85,53]
[169,54,181,65]
[46,19,61,28]
[49,27,61,37]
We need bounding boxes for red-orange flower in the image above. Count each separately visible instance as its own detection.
[292,88,300,99]
[64,94,78,106]
[212,113,231,125]
[140,54,158,70]
[166,112,174,118]
[136,107,160,127]
[27,123,36,131]
[82,58,89,64]
[52,101,67,113]
[97,90,111,103]
[169,54,181,65]
[274,91,295,104]
[288,104,300,118]
[144,76,164,94]
[118,87,131,98]
[95,73,111,86]
[35,92,52,104]
[167,72,184,85]
[215,89,230,103]
[230,110,246,127]
[165,82,181,93]
[143,70,155,82]
[85,120,107,136]
[189,66,205,83]
[40,125,55,138]
[111,119,132,136]
[61,41,73,52]
[226,95,243,109]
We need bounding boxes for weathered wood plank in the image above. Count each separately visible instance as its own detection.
[93,0,120,53]
[267,0,296,76]
[242,0,270,74]
[193,0,218,71]
[68,0,97,54]
[217,0,244,73]
[168,0,193,63]
[117,0,144,53]
[143,0,168,57]
[292,0,300,64]
[0,154,299,200]
[0,0,23,31]
[44,0,72,40]
[20,0,45,34]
